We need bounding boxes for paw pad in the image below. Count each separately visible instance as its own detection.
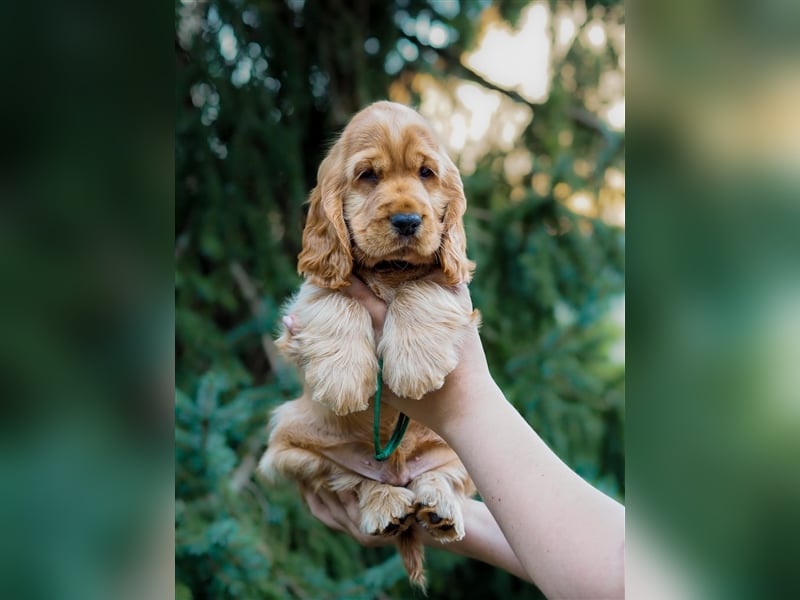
[414,503,462,542]
[372,512,412,537]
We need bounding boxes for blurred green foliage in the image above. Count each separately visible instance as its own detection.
[176,0,624,597]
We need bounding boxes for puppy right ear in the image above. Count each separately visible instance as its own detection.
[297,150,352,289]
[438,153,475,285]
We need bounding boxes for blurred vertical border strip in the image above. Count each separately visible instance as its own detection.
[0,0,174,598]
[628,0,800,597]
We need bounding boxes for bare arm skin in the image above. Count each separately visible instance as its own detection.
[306,276,625,599]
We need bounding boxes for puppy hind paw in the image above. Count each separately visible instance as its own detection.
[414,502,464,543]
[410,479,465,543]
[375,511,413,537]
[359,487,416,537]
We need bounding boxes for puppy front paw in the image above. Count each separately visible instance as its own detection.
[305,356,376,415]
[378,283,474,399]
[380,341,455,400]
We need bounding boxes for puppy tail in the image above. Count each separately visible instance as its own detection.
[397,528,427,593]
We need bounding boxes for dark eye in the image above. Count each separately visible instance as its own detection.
[358,168,378,183]
[419,166,433,179]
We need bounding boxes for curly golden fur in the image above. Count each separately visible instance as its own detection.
[259,102,479,590]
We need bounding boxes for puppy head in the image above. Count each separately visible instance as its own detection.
[297,101,474,288]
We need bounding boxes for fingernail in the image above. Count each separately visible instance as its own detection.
[282,315,294,330]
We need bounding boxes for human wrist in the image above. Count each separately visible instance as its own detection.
[430,370,500,444]
[382,329,495,435]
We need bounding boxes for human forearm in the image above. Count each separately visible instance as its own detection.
[421,499,531,583]
[436,379,625,599]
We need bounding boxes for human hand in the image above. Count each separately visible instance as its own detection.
[299,484,396,548]
[339,276,490,433]
[284,274,493,435]
[281,275,389,338]
[338,275,389,333]
[301,485,532,582]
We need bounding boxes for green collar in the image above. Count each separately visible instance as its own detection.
[372,358,410,461]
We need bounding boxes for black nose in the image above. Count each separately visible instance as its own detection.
[390,213,422,236]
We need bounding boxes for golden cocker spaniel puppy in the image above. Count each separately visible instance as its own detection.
[260,101,479,589]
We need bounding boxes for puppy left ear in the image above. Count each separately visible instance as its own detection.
[439,157,475,285]
[297,148,353,289]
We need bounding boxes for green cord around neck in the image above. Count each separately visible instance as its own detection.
[373,358,410,461]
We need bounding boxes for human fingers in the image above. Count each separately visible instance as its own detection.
[337,490,363,526]
[289,278,467,337]
[317,489,394,547]
[301,485,393,548]
[301,483,340,531]
[341,275,388,331]
[282,315,299,337]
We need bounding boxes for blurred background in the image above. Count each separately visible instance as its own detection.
[175,1,625,598]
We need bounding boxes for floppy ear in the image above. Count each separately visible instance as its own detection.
[297,149,353,289]
[438,156,475,285]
